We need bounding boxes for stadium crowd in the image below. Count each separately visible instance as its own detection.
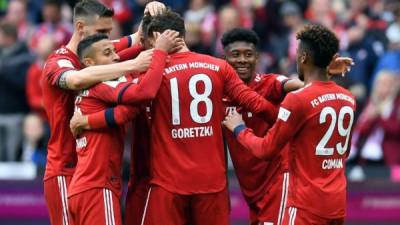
[0,0,399,174]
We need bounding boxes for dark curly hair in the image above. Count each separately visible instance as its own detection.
[146,9,185,38]
[221,28,260,48]
[296,24,339,68]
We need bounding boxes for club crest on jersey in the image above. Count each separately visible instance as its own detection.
[55,48,68,54]
[278,107,291,122]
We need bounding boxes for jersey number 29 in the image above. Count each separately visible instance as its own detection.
[316,106,354,156]
[170,74,213,125]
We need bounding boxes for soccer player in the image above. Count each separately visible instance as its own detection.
[221,28,301,225]
[223,24,356,225]
[220,28,352,225]
[41,1,166,225]
[68,30,178,225]
[138,10,278,225]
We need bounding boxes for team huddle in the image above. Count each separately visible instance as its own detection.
[41,1,356,225]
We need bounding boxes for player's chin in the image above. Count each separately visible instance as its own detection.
[238,73,251,81]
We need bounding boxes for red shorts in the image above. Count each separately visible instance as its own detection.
[141,185,229,225]
[68,188,122,225]
[124,179,150,225]
[282,207,344,225]
[254,172,289,225]
[44,176,72,225]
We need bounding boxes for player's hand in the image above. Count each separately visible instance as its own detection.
[222,111,245,132]
[70,112,90,138]
[154,30,184,53]
[327,54,355,77]
[131,49,154,72]
[144,1,166,16]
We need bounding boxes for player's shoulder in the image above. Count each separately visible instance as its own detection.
[257,73,288,83]
[191,52,226,65]
[45,47,77,68]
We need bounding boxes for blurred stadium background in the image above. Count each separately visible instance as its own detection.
[0,0,399,224]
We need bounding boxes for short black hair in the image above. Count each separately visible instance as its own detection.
[141,13,153,38]
[146,9,185,38]
[221,28,260,48]
[73,0,114,23]
[296,24,339,68]
[77,33,108,61]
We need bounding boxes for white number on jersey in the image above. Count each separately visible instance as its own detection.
[170,74,213,125]
[316,106,354,156]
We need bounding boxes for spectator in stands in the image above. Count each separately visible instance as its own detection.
[29,0,72,50]
[4,0,34,41]
[0,22,33,161]
[21,114,47,167]
[351,70,400,166]
[26,34,56,121]
[373,3,400,79]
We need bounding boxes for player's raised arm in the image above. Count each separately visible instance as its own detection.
[54,49,153,90]
[117,30,182,104]
[223,93,304,160]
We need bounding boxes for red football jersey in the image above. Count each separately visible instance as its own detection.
[69,76,140,198]
[41,41,154,181]
[223,73,288,204]
[149,51,277,194]
[237,81,356,218]
[41,46,82,181]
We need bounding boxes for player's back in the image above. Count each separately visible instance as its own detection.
[150,51,229,194]
[151,50,272,195]
[287,81,356,218]
[41,47,81,180]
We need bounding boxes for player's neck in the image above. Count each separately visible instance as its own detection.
[175,44,190,53]
[304,67,329,84]
[66,32,81,54]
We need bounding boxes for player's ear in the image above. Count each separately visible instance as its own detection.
[301,52,307,64]
[75,20,85,37]
[82,57,95,67]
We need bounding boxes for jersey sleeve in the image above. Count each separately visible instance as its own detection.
[117,49,167,104]
[263,74,289,103]
[112,35,133,53]
[236,93,305,160]
[223,63,278,124]
[43,57,77,86]
[88,104,140,129]
[117,44,143,61]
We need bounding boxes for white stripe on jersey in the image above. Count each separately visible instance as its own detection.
[140,187,152,225]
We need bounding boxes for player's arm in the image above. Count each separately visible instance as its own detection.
[223,94,304,160]
[117,29,181,104]
[55,50,153,90]
[223,63,278,124]
[70,104,138,137]
[117,43,143,61]
[113,1,166,52]
[283,79,304,93]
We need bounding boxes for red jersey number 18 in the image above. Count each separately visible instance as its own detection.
[170,74,213,125]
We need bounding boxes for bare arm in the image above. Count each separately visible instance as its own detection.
[60,50,154,90]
